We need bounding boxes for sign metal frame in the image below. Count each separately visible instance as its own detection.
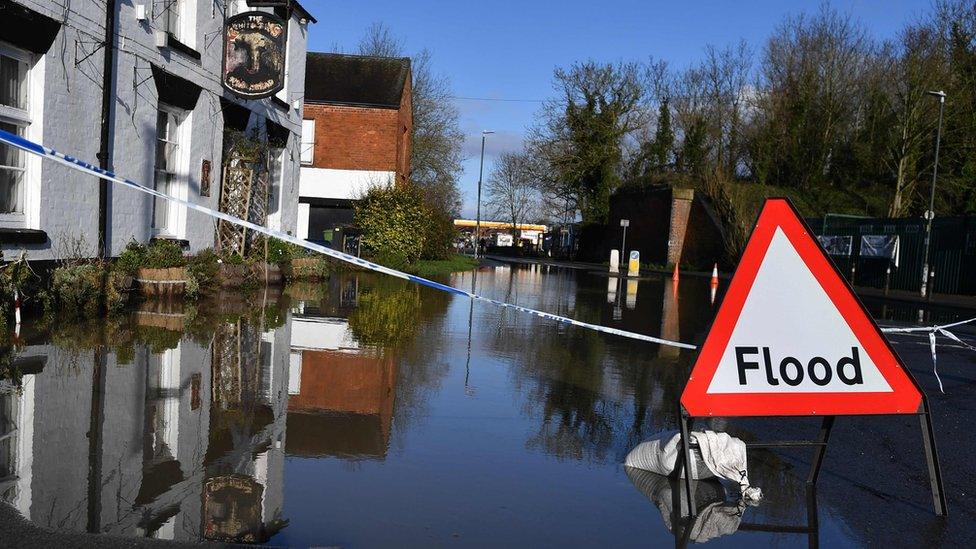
[675,197,947,519]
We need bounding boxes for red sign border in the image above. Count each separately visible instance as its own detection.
[681,198,923,417]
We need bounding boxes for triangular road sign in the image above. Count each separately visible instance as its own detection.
[681,198,922,417]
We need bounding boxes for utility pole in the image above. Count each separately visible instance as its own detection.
[475,130,493,259]
[921,90,945,299]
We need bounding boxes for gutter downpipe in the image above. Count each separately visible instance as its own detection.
[96,0,118,259]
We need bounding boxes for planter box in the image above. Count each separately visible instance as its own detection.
[252,262,282,285]
[290,257,329,280]
[217,262,282,287]
[136,267,187,298]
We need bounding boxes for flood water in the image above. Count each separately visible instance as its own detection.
[1,261,972,547]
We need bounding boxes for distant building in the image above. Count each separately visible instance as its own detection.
[298,53,412,245]
[0,0,315,261]
[453,219,549,250]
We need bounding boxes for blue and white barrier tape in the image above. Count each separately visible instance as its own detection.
[882,317,976,393]
[0,128,696,350]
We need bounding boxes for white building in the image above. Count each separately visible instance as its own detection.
[0,0,315,261]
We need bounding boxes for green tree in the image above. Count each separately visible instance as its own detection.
[649,98,674,171]
[747,6,871,191]
[531,61,649,224]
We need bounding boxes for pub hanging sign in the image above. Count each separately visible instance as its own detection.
[222,11,287,99]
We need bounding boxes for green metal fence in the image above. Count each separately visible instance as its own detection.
[811,214,976,297]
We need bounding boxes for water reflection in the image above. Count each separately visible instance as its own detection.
[0,297,291,543]
[0,264,923,546]
[287,279,398,459]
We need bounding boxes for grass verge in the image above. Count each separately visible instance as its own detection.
[404,255,479,278]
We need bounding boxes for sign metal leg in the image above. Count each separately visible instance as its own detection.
[807,416,835,486]
[679,410,696,517]
[919,398,948,516]
[806,485,820,549]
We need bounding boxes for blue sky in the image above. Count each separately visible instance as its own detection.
[303,0,932,218]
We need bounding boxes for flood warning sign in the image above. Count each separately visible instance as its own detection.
[681,199,922,417]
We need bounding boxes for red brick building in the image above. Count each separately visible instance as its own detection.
[298,53,412,245]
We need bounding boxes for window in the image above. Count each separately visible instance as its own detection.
[267,147,284,224]
[160,0,195,48]
[0,45,30,225]
[153,107,183,234]
[300,119,315,165]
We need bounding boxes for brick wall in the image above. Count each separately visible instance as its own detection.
[304,100,411,182]
[666,188,695,266]
[579,186,725,268]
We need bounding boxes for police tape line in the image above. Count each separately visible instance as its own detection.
[0,128,697,350]
[881,317,976,394]
[880,316,976,333]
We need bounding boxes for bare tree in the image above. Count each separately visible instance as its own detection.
[357,23,465,217]
[872,24,948,216]
[671,41,751,175]
[486,152,541,234]
[357,22,405,58]
[747,6,872,189]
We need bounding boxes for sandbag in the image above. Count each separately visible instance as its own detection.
[624,430,713,480]
[624,430,762,502]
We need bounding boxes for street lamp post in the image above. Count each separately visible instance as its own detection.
[620,218,629,262]
[475,130,494,259]
[921,90,945,299]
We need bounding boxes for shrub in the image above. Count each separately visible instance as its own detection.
[114,240,147,277]
[355,184,457,264]
[248,235,306,268]
[143,239,186,268]
[422,209,457,260]
[115,239,186,275]
[356,184,429,264]
[185,248,220,299]
[48,262,129,315]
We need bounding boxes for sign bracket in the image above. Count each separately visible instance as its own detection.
[676,404,947,518]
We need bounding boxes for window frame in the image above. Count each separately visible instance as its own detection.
[0,43,34,228]
[266,146,285,230]
[300,118,315,165]
[152,104,188,237]
[159,0,196,49]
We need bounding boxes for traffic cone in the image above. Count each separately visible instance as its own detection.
[710,264,719,305]
[13,288,21,327]
[672,263,679,282]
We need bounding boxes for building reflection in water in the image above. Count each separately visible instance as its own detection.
[286,275,397,460]
[0,297,292,543]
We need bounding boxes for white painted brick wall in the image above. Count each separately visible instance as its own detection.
[2,0,310,261]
